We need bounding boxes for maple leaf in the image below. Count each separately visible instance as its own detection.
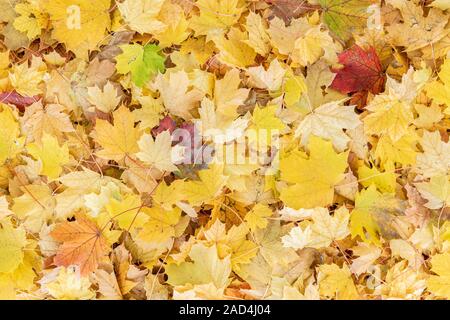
[0,91,40,111]
[247,59,286,92]
[21,102,74,143]
[152,70,203,120]
[358,161,397,194]
[0,106,22,165]
[415,175,450,210]
[428,253,450,299]
[331,45,385,95]
[282,225,313,250]
[105,194,147,231]
[249,105,285,138]
[44,266,95,300]
[183,164,228,206]
[189,0,244,37]
[12,184,55,233]
[350,185,403,246]
[318,263,359,300]
[136,131,184,172]
[51,214,110,276]
[350,242,381,276]
[245,203,272,232]
[415,131,450,178]
[27,133,70,180]
[117,0,165,35]
[244,11,271,56]
[266,0,319,23]
[279,136,348,209]
[137,206,182,243]
[292,25,340,67]
[308,206,350,248]
[133,97,164,131]
[42,0,111,58]
[364,94,413,142]
[386,0,449,52]
[349,186,382,246]
[87,81,121,114]
[13,0,47,40]
[153,3,190,48]
[165,243,231,288]
[0,219,26,273]
[116,44,165,87]
[213,28,257,68]
[214,68,250,119]
[295,100,361,152]
[9,59,45,96]
[317,0,372,41]
[425,58,450,115]
[94,106,141,162]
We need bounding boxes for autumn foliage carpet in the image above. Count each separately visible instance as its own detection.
[0,0,449,300]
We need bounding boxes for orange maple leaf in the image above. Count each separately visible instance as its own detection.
[51,214,110,275]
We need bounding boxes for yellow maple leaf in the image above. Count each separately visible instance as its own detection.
[350,185,383,246]
[189,0,243,38]
[13,0,48,39]
[426,59,450,116]
[43,0,111,58]
[27,133,70,180]
[183,164,228,206]
[279,136,348,209]
[358,161,397,194]
[309,206,350,248]
[138,206,181,243]
[45,266,95,300]
[94,106,141,162]
[9,59,45,96]
[136,131,184,172]
[416,131,450,178]
[364,94,413,142]
[268,16,308,56]
[292,25,340,66]
[244,203,272,232]
[247,59,286,92]
[22,103,75,143]
[165,243,231,288]
[212,28,256,68]
[250,105,285,132]
[152,70,203,120]
[415,175,450,210]
[428,252,450,299]
[12,184,55,233]
[244,11,271,57]
[214,68,250,119]
[152,180,186,211]
[87,81,121,113]
[374,128,418,166]
[0,106,22,166]
[0,219,27,273]
[117,0,165,34]
[105,193,147,231]
[318,263,359,300]
[153,2,190,47]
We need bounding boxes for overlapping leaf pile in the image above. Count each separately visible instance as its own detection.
[0,0,449,300]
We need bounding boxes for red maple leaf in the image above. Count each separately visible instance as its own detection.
[0,91,41,112]
[330,45,385,95]
[152,115,177,136]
